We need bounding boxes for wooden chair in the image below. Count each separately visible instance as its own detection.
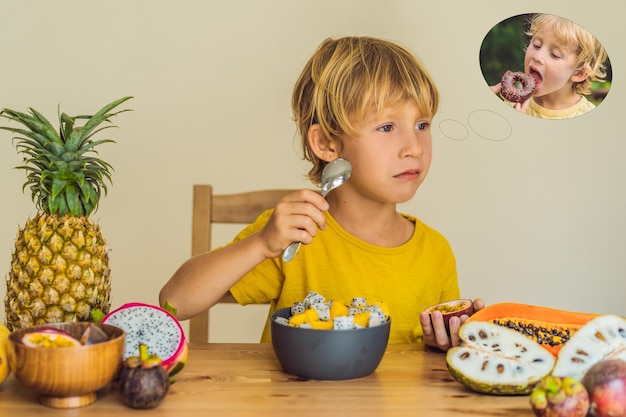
[188,185,295,343]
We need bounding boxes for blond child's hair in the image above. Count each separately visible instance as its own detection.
[292,36,439,186]
[526,14,608,96]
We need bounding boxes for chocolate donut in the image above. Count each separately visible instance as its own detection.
[500,70,535,103]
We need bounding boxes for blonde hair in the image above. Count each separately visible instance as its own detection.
[292,36,439,185]
[527,14,608,95]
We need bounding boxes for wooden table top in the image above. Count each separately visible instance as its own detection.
[0,343,534,416]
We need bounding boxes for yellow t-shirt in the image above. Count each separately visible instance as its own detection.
[227,210,460,344]
[527,96,595,119]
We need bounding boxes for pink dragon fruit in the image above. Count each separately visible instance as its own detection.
[101,302,187,376]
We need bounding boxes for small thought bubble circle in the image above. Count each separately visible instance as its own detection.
[438,119,469,141]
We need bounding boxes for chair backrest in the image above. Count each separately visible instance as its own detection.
[189,184,295,343]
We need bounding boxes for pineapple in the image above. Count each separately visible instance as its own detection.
[1,97,132,330]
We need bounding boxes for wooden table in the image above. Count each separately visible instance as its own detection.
[0,343,534,416]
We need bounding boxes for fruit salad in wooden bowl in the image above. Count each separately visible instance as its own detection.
[7,322,124,408]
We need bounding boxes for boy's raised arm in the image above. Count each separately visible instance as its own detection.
[159,232,269,320]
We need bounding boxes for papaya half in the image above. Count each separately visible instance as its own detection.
[465,302,599,357]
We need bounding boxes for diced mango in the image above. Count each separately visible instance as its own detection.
[310,320,333,330]
[289,311,309,326]
[329,301,349,318]
[305,307,320,322]
[353,311,371,328]
[288,308,320,326]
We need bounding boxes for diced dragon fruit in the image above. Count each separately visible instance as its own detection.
[350,297,367,309]
[368,308,387,327]
[310,302,331,321]
[290,301,306,315]
[303,291,325,308]
[349,307,366,316]
[333,315,355,330]
[274,316,290,326]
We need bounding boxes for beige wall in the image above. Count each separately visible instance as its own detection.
[1,0,623,342]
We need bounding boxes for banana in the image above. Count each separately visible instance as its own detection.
[0,324,10,384]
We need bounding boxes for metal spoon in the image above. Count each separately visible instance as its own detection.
[282,157,352,262]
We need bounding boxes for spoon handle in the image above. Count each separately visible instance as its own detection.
[282,241,301,262]
[281,158,351,262]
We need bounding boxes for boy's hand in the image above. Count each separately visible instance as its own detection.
[491,83,531,113]
[259,189,329,259]
[420,298,485,351]
[512,99,531,113]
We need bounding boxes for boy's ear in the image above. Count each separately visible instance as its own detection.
[571,66,589,83]
[307,124,339,162]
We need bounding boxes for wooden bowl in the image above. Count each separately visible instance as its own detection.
[7,322,125,408]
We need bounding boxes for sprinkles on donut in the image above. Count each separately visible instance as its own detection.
[500,70,535,103]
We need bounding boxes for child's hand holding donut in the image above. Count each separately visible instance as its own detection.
[490,71,535,113]
[491,82,530,111]
[511,99,530,113]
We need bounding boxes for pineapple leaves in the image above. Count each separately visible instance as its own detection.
[1,96,133,217]
[59,111,75,142]
[79,96,133,143]
[0,108,61,144]
[29,107,62,143]
[64,184,82,216]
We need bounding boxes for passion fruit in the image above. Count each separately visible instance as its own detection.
[425,299,474,334]
[21,328,81,348]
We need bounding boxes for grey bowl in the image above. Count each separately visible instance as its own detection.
[270,307,391,380]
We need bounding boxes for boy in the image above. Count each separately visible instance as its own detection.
[160,36,483,351]
[496,14,608,118]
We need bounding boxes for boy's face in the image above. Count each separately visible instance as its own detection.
[337,100,432,204]
[524,27,582,99]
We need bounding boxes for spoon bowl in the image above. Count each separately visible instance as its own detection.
[282,157,352,261]
[320,158,352,197]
